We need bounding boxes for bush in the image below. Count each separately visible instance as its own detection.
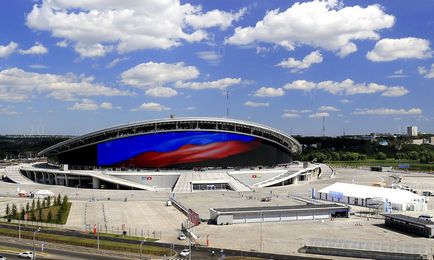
[376,152,387,160]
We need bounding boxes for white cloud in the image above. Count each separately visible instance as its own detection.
[106,57,130,68]
[196,51,222,66]
[226,0,394,57]
[285,109,311,114]
[186,8,246,30]
[244,101,269,107]
[282,112,300,118]
[254,87,284,97]
[185,106,195,110]
[28,64,48,69]
[418,64,434,79]
[283,80,316,91]
[56,40,68,48]
[68,99,99,111]
[276,50,323,72]
[387,69,407,78]
[381,86,409,97]
[121,62,199,88]
[74,43,113,58]
[0,42,18,58]
[18,42,48,55]
[0,67,134,102]
[319,106,339,112]
[26,1,245,57]
[309,112,330,118]
[175,78,241,90]
[340,99,352,103]
[145,87,178,98]
[284,79,408,97]
[0,105,19,115]
[69,100,118,111]
[367,38,432,62]
[352,108,422,116]
[100,102,114,110]
[132,102,170,112]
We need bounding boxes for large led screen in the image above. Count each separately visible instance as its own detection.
[96,131,290,168]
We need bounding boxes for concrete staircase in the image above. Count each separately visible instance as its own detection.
[319,164,335,179]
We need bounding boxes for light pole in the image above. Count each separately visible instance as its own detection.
[33,227,41,260]
[188,237,192,260]
[140,240,146,259]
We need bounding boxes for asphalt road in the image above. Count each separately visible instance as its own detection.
[0,223,326,259]
[0,240,126,260]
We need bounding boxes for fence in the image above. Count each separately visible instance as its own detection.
[86,223,162,240]
[304,237,431,259]
[0,217,63,229]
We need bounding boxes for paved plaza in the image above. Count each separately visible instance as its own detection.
[2,166,434,257]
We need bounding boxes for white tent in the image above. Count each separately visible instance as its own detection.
[34,190,55,198]
[318,182,427,211]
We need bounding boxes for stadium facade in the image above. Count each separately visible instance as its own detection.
[5,118,323,192]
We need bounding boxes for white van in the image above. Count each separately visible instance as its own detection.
[418,214,434,221]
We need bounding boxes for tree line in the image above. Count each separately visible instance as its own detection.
[4,194,69,224]
[296,136,434,163]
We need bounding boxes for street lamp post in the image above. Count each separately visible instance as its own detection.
[33,227,41,260]
[140,240,146,259]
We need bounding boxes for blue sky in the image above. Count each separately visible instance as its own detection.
[0,0,433,136]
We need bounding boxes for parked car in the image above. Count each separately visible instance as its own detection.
[0,254,7,260]
[418,214,434,221]
[177,233,186,240]
[180,249,190,257]
[18,251,33,259]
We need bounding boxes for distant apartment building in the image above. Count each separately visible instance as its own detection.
[407,126,418,137]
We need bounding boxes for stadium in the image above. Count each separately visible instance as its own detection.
[5,118,323,192]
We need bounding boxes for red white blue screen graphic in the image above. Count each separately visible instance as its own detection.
[97,131,261,168]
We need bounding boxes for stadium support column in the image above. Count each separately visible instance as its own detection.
[92,177,100,189]
[292,176,298,185]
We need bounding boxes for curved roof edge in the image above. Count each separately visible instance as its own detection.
[38,117,302,156]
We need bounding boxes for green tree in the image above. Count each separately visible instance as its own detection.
[396,152,406,160]
[5,203,10,217]
[407,151,419,160]
[25,202,30,213]
[377,152,387,160]
[11,204,17,219]
[56,194,61,205]
[62,195,69,212]
[330,152,341,161]
[36,198,41,210]
[31,199,35,212]
[47,210,52,223]
[358,154,368,160]
[20,207,25,220]
[38,208,42,221]
[46,196,51,207]
[42,199,46,208]
[56,208,63,223]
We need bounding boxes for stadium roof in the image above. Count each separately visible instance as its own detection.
[38,117,302,157]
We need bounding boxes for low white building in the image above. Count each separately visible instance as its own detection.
[318,182,427,211]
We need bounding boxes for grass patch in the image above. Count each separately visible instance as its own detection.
[88,232,158,242]
[0,228,173,256]
[328,159,434,172]
[225,257,264,260]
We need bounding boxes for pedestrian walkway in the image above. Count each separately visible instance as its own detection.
[4,165,35,184]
